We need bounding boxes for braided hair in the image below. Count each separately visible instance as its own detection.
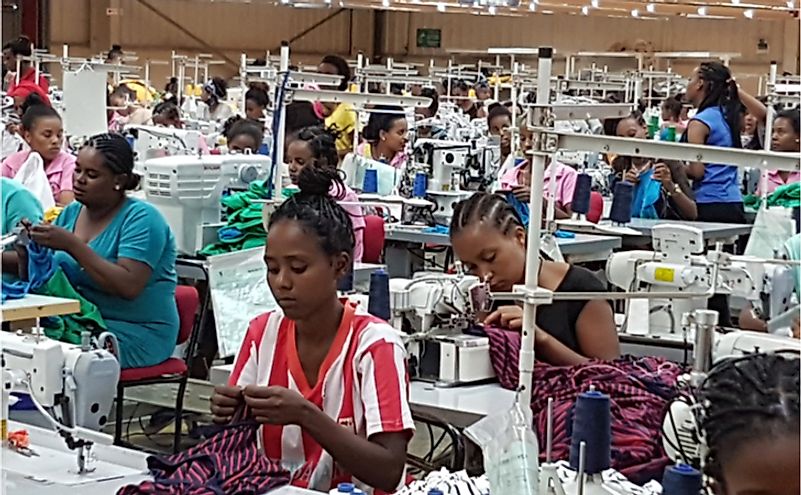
[20,96,60,130]
[698,353,800,485]
[695,62,743,148]
[292,125,340,173]
[84,133,140,190]
[450,192,523,238]
[268,165,354,258]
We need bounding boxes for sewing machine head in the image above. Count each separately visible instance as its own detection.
[125,124,205,169]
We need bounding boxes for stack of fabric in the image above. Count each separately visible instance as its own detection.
[744,182,801,209]
[483,325,682,484]
[199,181,270,256]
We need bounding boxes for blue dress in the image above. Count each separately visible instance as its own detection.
[54,198,179,368]
[691,106,742,204]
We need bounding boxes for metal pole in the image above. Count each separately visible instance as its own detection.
[761,61,778,201]
[274,41,290,199]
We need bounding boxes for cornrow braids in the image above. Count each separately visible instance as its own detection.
[268,165,355,258]
[696,61,743,148]
[85,132,140,190]
[698,353,800,485]
[294,125,340,173]
[450,192,523,238]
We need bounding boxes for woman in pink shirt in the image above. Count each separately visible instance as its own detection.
[499,158,577,220]
[357,106,408,169]
[1,101,75,205]
[759,109,800,195]
[286,126,365,262]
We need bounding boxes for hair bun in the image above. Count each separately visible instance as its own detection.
[296,164,338,196]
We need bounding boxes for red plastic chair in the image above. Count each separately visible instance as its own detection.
[113,285,201,453]
[587,191,604,224]
[362,215,386,264]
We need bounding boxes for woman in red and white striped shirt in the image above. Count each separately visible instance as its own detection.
[210,165,414,494]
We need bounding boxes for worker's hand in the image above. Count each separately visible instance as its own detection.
[484,305,523,331]
[511,186,531,202]
[210,385,244,425]
[243,385,313,426]
[623,167,640,185]
[28,224,79,252]
[793,318,800,339]
[652,162,675,190]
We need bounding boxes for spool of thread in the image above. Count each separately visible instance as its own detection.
[337,266,354,293]
[363,168,378,194]
[571,173,592,214]
[662,464,702,495]
[569,391,611,475]
[368,269,391,321]
[413,172,428,198]
[428,490,444,495]
[329,482,355,494]
[665,125,677,142]
[610,181,634,224]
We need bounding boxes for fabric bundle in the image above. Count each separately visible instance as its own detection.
[1,240,56,301]
[200,181,269,256]
[394,468,490,495]
[744,182,801,209]
[483,326,682,484]
[630,169,661,220]
[117,409,289,495]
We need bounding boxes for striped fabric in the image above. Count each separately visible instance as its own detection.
[484,325,683,484]
[117,409,289,494]
[229,300,415,493]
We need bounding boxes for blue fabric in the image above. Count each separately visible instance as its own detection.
[691,107,742,204]
[53,198,178,369]
[505,192,530,228]
[1,241,56,301]
[553,230,576,239]
[218,226,243,241]
[1,178,43,236]
[631,169,661,219]
[423,224,450,235]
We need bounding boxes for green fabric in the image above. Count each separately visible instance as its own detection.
[743,182,801,209]
[200,181,269,256]
[33,268,107,345]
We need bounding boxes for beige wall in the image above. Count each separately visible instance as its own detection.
[48,0,799,92]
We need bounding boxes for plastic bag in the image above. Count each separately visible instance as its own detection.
[465,394,540,494]
[13,151,55,210]
[744,206,794,259]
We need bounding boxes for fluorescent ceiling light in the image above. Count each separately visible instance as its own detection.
[788,1,795,8]
[437,2,446,11]
[697,6,707,15]
[631,8,639,16]
[591,0,599,7]
[488,5,496,14]
[743,8,754,17]
[581,5,589,14]
[529,2,536,10]
[731,0,740,4]
[382,0,389,6]
[646,3,655,13]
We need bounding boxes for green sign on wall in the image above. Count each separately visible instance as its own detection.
[416,28,442,49]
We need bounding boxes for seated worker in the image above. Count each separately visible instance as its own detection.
[358,106,408,169]
[698,353,799,495]
[758,108,800,195]
[449,192,620,365]
[318,55,356,157]
[487,104,512,165]
[2,97,76,206]
[606,112,697,220]
[108,85,152,130]
[19,133,178,369]
[200,77,234,123]
[450,79,485,120]
[150,101,182,128]
[245,84,270,124]
[211,165,413,493]
[286,126,365,263]
[1,177,42,280]
[3,36,49,93]
[414,87,447,140]
[223,117,263,154]
[659,95,686,139]
[498,148,577,220]
[285,101,324,148]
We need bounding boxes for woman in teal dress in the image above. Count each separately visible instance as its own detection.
[23,133,178,368]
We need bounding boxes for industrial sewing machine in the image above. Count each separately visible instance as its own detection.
[142,154,271,254]
[606,224,758,336]
[1,330,120,474]
[124,125,216,172]
[389,272,495,386]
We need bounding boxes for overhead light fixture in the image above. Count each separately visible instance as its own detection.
[697,6,707,15]
[788,0,795,8]
[591,0,599,7]
[631,8,639,17]
[646,3,655,13]
[581,5,589,14]
[731,0,740,4]
[529,2,536,10]
[743,8,754,17]
[437,2,446,11]
[488,5,496,14]
[382,0,389,6]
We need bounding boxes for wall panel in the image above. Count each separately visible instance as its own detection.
[49,0,90,45]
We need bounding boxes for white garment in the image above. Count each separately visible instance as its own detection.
[1,131,24,161]
[13,151,55,210]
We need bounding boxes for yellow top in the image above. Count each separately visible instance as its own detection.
[325,103,356,153]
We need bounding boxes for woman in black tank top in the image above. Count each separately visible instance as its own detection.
[450,193,620,366]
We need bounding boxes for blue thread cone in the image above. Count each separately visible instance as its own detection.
[367,269,391,321]
[363,168,378,194]
[610,181,634,224]
[662,464,702,495]
[569,390,611,474]
[572,173,592,214]
[413,172,428,198]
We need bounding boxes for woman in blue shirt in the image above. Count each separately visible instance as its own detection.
[683,61,745,224]
[24,133,179,369]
